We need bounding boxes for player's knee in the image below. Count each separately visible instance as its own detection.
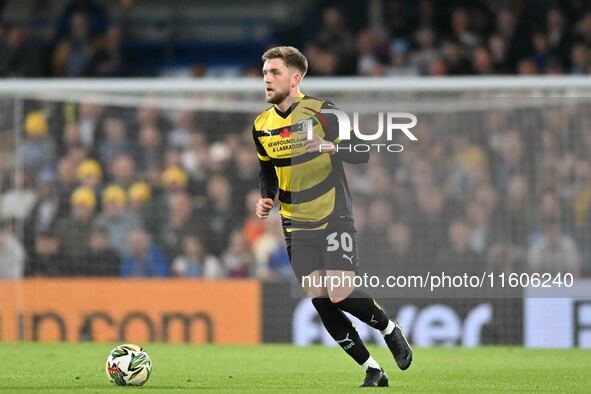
[305,287,328,298]
[329,295,347,304]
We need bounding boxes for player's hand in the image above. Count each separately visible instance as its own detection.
[301,135,336,155]
[256,198,274,219]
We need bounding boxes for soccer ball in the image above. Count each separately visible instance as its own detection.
[105,344,152,386]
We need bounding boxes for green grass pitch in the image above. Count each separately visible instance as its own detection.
[0,344,589,393]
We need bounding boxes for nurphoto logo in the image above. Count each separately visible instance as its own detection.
[306,109,418,152]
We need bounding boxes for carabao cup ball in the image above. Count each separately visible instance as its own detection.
[105,344,152,386]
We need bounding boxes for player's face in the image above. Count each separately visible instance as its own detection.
[262,58,297,105]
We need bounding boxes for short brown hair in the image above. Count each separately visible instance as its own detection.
[262,46,308,76]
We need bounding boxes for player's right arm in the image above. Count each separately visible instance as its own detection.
[252,126,278,219]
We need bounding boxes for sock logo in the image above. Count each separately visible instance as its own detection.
[336,333,355,350]
[369,315,379,326]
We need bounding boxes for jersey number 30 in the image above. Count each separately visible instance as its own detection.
[326,232,353,252]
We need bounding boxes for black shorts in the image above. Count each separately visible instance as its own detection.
[284,219,359,279]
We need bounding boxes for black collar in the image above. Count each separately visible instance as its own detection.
[273,105,292,119]
[273,95,307,119]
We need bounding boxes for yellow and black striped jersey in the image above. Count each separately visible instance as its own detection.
[252,94,368,232]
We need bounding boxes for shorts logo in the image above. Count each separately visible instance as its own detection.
[342,254,354,265]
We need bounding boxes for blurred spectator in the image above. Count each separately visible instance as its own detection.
[57,0,108,40]
[410,188,448,263]
[471,47,494,74]
[517,58,538,75]
[530,31,552,72]
[27,231,63,276]
[55,157,78,211]
[532,191,563,237]
[242,190,267,247]
[465,201,494,255]
[128,181,151,223]
[172,234,223,278]
[159,191,200,260]
[128,180,167,239]
[221,230,253,277]
[1,170,37,221]
[87,25,128,77]
[54,186,96,260]
[161,166,188,194]
[387,39,418,76]
[441,39,470,75]
[427,57,448,75]
[495,175,532,246]
[266,243,291,279]
[438,219,481,274]
[80,226,120,276]
[375,222,415,276]
[488,34,510,73]
[23,169,64,251]
[136,125,164,171]
[20,111,56,172]
[0,220,25,279]
[575,12,591,46]
[199,174,234,255]
[486,243,525,274]
[360,199,394,257]
[60,124,82,158]
[527,218,581,276]
[252,214,290,280]
[570,43,590,74]
[492,130,528,192]
[53,12,102,76]
[135,103,172,136]
[97,115,132,167]
[109,154,136,188]
[168,110,196,149]
[356,30,382,76]
[449,8,479,50]
[229,148,259,220]
[411,27,438,74]
[93,185,141,255]
[546,8,569,58]
[76,158,102,192]
[0,26,44,77]
[312,7,356,75]
[386,0,413,38]
[75,102,103,149]
[122,229,169,277]
[571,159,591,229]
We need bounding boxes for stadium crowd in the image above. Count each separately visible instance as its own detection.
[0,99,589,280]
[0,1,591,77]
[306,2,591,76]
[0,0,589,280]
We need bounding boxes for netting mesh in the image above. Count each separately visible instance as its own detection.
[0,87,589,282]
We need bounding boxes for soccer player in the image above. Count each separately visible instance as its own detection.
[252,46,412,387]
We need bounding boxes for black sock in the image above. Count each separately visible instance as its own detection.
[311,297,370,365]
[335,290,390,331]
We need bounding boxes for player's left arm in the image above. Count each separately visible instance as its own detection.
[303,101,370,164]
